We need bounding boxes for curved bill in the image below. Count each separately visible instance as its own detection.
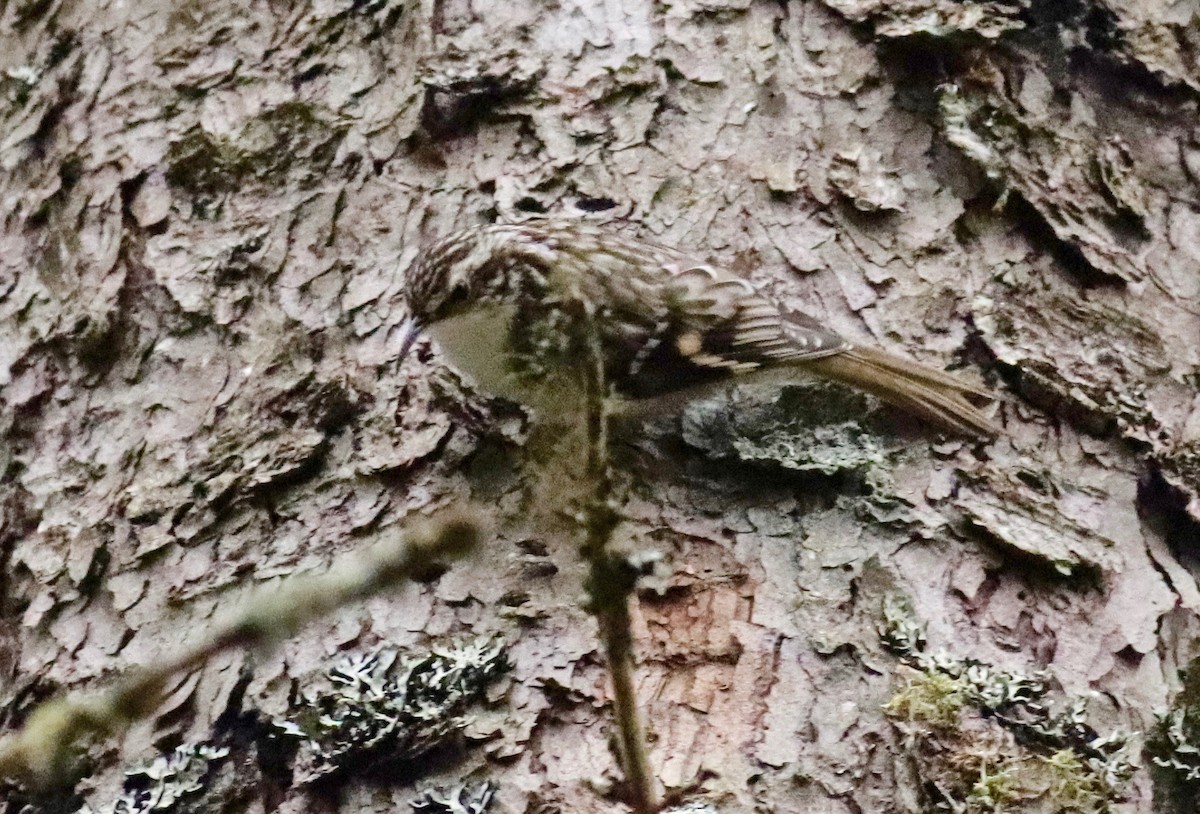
[397,315,422,361]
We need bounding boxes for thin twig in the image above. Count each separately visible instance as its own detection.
[0,511,482,790]
[578,311,660,814]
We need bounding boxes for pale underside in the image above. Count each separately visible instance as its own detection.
[429,303,562,407]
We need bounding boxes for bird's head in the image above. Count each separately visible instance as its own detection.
[399,224,561,359]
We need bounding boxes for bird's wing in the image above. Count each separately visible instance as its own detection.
[546,226,849,395]
[650,259,850,370]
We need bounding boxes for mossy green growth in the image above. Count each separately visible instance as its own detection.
[881,596,1136,813]
[1041,749,1112,813]
[884,669,968,730]
[949,751,1112,814]
[963,761,1024,813]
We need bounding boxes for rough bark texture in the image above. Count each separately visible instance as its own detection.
[3,0,1200,812]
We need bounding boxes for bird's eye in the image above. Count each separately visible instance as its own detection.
[441,284,470,315]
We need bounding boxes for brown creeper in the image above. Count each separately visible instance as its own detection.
[400,220,998,439]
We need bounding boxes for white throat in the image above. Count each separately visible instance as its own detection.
[427,303,586,415]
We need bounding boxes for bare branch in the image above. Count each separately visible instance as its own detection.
[0,511,483,790]
[578,308,661,814]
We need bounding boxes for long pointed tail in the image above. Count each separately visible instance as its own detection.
[803,347,1000,439]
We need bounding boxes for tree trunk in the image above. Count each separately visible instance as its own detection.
[2,1,1199,812]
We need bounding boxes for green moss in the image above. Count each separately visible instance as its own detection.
[881,596,1136,813]
[884,670,968,730]
[963,761,1024,812]
[1042,749,1111,813]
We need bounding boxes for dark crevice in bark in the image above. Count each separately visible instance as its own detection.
[574,197,618,213]
[297,740,474,802]
[256,720,299,809]
[1068,44,1200,113]
[957,517,1106,589]
[990,359,1119,441]
[1,786,83,814]
[1000,194,1126,289]
[1139,467,1200,577]
[11,0,58,33]
[415,80,532,143]
[0,486,39,616]
[876,40,974,116]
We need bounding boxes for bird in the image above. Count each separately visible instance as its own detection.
[398,219,998,439]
